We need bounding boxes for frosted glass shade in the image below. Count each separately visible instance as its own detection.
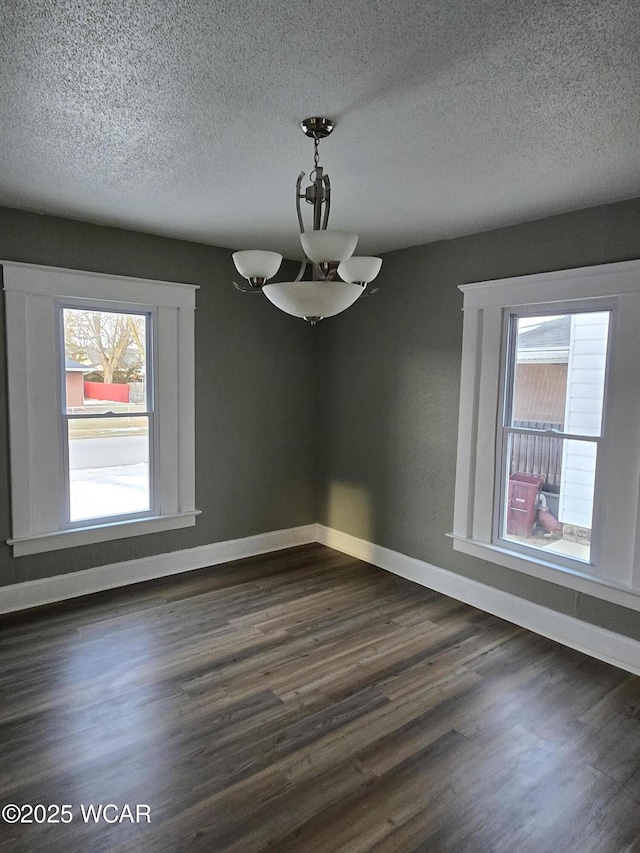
[232,250,282,280]
[300,230,358,263]
[338,256,382,284]
[262,280,364,320]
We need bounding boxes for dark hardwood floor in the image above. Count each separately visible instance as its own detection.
[1,543,639,852]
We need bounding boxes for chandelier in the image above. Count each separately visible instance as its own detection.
[232,117,382,324]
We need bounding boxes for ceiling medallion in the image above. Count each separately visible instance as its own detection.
[232,117,382,324]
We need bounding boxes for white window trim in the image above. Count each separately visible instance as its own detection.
[2,261,200,557]
[450,259,640,612]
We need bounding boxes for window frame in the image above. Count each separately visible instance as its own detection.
[3,261,200,557]
[450,259,640,612]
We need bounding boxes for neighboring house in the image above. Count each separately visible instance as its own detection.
[514,316,569,426]
[64,357,93,408]
[559,312,609,533]
[513,313,609,534]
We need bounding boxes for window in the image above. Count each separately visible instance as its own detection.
[63,306,154,525]
[3,261,199,556]
[499,309,611,566]
[451,260,640,610]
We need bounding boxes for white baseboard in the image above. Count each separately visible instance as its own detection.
[3,521,638,677]
[0,524,317,614]
[316,524,640,677]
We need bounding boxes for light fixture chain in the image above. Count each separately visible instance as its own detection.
[313,136,320,170]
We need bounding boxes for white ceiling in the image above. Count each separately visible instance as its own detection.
[1,0,639,259]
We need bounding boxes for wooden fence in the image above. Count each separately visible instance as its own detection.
[510,421,563,492]
[84,380,130,403]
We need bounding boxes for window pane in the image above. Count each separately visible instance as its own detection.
[68,417,150,522]
[509,311,609,436]
[502,433,596,564]
[63,308,149,414]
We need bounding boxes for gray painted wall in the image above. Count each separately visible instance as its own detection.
[2,199,640,645]
[316,198,640,642]
[0,207,318,586]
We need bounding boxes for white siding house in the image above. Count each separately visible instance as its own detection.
[558,312,609,529]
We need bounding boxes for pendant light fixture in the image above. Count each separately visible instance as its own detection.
[232,117,382,324]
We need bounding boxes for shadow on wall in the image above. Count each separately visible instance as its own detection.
[370,350,460,561]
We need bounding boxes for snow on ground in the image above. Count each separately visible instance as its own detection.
[70,463,150,521]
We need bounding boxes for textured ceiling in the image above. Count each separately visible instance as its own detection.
[1,0,639,258]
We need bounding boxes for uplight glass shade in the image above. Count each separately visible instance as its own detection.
[338,256,383,284]
[300,230,358,263]
[262,280,364,320]
[232,250,282,280]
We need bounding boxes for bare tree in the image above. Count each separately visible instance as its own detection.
[64,309,146,384]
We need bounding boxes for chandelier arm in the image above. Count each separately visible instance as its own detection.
[294,257,308,282]
[295,172,306,234]
[311,169,323,232]
[321,174,331,231]
[233,281,263,293]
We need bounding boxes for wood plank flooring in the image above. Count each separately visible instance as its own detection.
[1,543,639,852]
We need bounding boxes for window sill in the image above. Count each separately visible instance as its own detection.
[8,511,201,557]
[448,534,640,612]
